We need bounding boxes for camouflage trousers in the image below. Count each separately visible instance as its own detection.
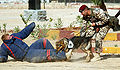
[80,25,110,53]
[93,25,110,53]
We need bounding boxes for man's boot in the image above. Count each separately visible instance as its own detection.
[91,53,101,62]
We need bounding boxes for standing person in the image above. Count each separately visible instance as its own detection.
[0,22,73,63]
[79,5,110,61]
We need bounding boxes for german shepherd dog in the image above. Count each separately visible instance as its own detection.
[56,9,120,62]
[56,36,94,62]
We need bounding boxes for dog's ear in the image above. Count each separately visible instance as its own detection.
[63,38,68,47]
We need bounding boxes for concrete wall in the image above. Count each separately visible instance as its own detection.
[45,30,120,41]
[44,3,120,9]
[0,3,120,9]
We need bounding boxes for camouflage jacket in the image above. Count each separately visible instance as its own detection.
[80,8,110,37]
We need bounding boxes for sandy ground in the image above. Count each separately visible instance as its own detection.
[1,52,120,70]
[0,8,120,70]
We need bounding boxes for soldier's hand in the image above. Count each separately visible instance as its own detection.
[91,23,96,27]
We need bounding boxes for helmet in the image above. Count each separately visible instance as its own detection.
[79,5,88,13]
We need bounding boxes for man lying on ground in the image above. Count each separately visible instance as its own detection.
[0,22,73,63]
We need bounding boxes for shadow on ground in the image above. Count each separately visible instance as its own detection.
[101,54,120,60]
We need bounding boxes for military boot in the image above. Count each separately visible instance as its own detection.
[91,53,101,62]
[85,51,94,62]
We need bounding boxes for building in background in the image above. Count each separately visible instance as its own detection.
[0,0,50,3]
[0,0,28,4]
[0,0,120,4]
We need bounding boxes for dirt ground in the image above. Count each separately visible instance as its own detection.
[0,8,120,70]
[1,51,120,70]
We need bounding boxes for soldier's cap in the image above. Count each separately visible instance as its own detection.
[79,5,88,13]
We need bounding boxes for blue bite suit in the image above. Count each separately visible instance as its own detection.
[0,22,66,62]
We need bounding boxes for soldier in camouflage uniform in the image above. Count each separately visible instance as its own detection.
[79,5,110,61]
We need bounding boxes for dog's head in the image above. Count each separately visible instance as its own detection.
[56,38,74,53]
